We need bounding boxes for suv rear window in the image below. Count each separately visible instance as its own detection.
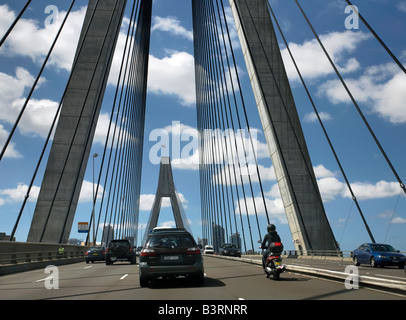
[146,234,195,249]
[109,240,130,249]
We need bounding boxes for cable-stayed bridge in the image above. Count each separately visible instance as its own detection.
[0,0,405,300]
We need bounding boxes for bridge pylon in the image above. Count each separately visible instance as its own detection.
[142,157,192,245]
[229,0,339,252]
[27,0,129,243]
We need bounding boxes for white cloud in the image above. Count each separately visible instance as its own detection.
[78,180,105,203]
[152,16,193,41]
[303,112,333,123]
[139,192,188,211]
[0,180,105,206]
[0,183,39,205]
[147,51,196,106]
[0,5,87,71]
[397,2,406,12]
[0,125,22,159]
[318,63,406,123]
[281,31,370,81]
[235,196,287,224]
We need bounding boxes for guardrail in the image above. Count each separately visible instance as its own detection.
[242,249,406,258]
[208,254,406,294]
[0,241,87,275]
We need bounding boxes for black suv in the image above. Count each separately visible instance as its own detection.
[105,239,136,265]
[139,228,204,287]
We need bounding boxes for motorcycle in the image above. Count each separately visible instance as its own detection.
[259,240,285,280]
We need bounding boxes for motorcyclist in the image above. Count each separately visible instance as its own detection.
[260,224,282,270]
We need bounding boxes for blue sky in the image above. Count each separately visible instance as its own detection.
[0,0,405,253]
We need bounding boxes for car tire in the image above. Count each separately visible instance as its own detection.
[399,263,405,269]
[370,257,377,268]
[139,276,149,287]
[190,272,204,285]
[353,256,360,266]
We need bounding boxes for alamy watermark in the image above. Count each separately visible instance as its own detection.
[149,121,259,175]
[44,265,59,290]
[344,5,360,30]
[44,5,59,27]
[344,265,359,290]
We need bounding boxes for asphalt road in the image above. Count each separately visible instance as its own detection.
[0,256,404,301]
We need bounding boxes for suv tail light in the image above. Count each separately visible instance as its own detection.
[140,248,156,257]
[186,247,201,255]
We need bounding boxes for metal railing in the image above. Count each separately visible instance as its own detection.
[0,250,85,266]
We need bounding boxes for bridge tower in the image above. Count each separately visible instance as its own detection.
[27,0,152,243]
[228,0,338,252]
[27,0,338,251]
[142,157,193,245]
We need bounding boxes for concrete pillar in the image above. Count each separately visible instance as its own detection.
[143,157,192,244]
[28,0,127,243]
[229,0,339,251]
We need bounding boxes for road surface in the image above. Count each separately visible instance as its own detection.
[0,255,404,301]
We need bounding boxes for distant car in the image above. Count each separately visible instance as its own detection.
[105,239,136,265]
[136,246,143,256]
[139,228,204,287]
[85,246,105,263]
[204,245,214,255]
[219,243,241,258]
[353,243,405,268]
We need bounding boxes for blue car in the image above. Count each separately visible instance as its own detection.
[353,243,405,268]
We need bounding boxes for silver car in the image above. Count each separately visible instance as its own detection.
[139,228,204,287]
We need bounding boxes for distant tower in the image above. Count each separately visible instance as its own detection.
[142,157,192,244]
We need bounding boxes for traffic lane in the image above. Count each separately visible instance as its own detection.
[0,261,138,300]
[283,257,406,282]
[200,256,405,300]
[43,261,139,300]
[0,258,404,300]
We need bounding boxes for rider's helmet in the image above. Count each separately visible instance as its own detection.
[267,224,276,233]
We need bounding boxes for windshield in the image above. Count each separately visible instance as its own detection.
[109,241,130,249]
[370,244,397,252]
[223,244,237,249]
[146,234,195,249]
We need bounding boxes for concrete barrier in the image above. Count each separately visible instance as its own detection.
[205,254,406,294]
[0,242,87,276]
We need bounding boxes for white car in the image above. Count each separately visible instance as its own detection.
[204,245,214,254]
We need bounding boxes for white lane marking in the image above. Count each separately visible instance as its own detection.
[120,274,129,280]
[84,266,93,269]
[375,274,406,281]
[36,276,53,283]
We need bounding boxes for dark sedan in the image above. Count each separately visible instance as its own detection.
[219,243,241,258]
[139,228,204,287]
[353,243,405,268]
[85,246,106,263]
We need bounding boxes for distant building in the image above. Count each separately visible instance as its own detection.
[102,225,114,246]
[212,223,225,253]
[198,237,208,249]
[230,232,241,249]
[68,238,82,245]
[0,232,15,241]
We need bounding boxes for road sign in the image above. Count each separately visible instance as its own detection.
[78,222,89,233]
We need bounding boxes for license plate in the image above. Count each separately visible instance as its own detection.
[274,261,281,266]
[164,255,179,261]
[93,253,99,256]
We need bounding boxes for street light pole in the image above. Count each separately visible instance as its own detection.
[92,153,98,246]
